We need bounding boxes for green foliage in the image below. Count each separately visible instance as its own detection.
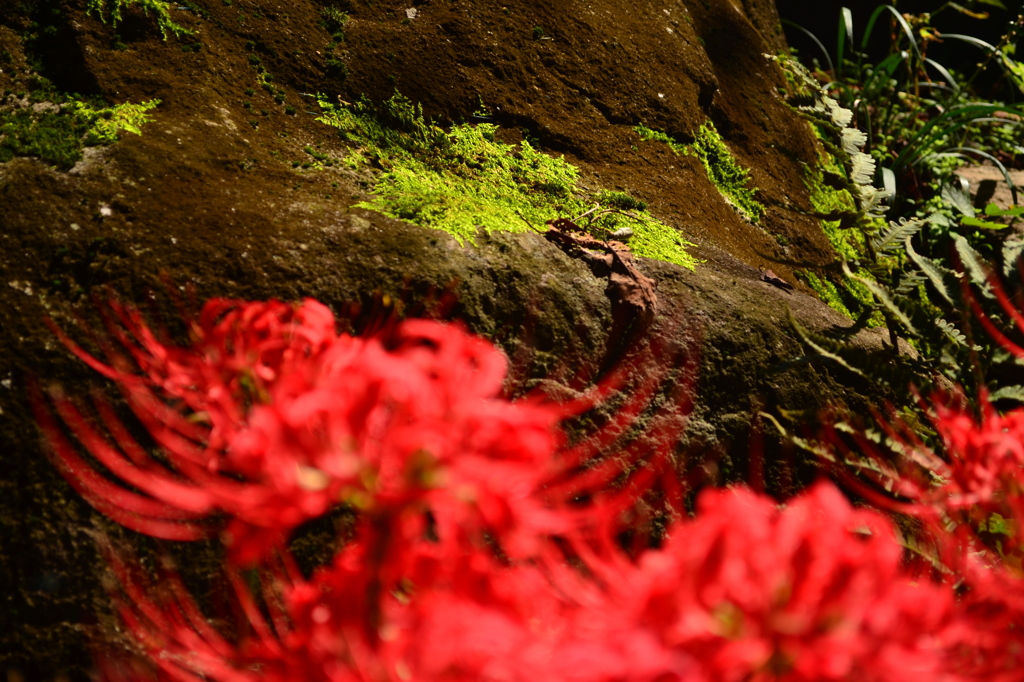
[85,0,192,39]
[636,122,766,223]
[771,56,997,392]
[787,4,1024,225]
[957,202,1024,231]
[0,86,160,169]
[0,106,94,169]
[595,190,647,212]
[320,6,348,39]
[316,94,698,269]
[772,55,889,232]
[77,99,161,144]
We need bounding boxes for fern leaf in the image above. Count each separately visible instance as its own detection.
[872,218,925,258]
[849,152,877,188]
[905,236,955,305]
[953,234,994,298]
[935,318,967,346]
[856,186,890,218]
[990,385,1024,404]
[825,97,854,128]
[893,269,927,297]
[841,128,868,156]
[842,261,919,336]
[788,308,871,379]
[1003,237,1024,277]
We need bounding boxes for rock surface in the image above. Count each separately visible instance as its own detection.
[0,0,897,677]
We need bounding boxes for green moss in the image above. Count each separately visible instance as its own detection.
[320,7,349,36]
[634,125,686,155]
[801,136,884,324]
[798,268,883,325]
[805,159,861,261]
[85,0,192,39]
[636,122,765,224]
[596,189,647,212]
[0,88,160,170]
[317,94,698,269]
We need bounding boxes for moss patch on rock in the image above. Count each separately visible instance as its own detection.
[635,121,766,225]
[799,141,884,324]
[85,0,192,39]
[0,85,160,170]
[316,93,698,270]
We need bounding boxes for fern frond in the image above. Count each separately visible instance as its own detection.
[857,186,890,219]
[788,308,872,379]
[1003,237,1024,277]
[848,152,876,188]
[871,218,925,258]
[892,269,927,297]
[954,234,995,298]
[990,385,1024,404]
[935,318,967,346]
[788,308,926,390]
[825,97,854,129]
[842,261,919,337]
[841,128,868,156]
[905,236,955,305]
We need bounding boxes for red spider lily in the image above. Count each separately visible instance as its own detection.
[583,482,967,682]
[46,291,1024,681]
[34,298,584,564]
[34,296,696,567]
[93,481,985,682]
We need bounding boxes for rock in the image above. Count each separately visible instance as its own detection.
[0,0,888,676]
[954,164,1024,212]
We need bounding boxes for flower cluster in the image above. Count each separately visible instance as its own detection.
[37,298,573,564]
[32,295,1024,681]
[93,481,989,682]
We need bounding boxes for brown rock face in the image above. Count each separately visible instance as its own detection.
[0,1,890,677]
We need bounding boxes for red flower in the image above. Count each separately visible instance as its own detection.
[35,298,578,564]
[588,482,963,682]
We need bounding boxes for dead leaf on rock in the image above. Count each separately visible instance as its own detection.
[606,240,658,317]
[760,268,794,293]
[542,217,657,319]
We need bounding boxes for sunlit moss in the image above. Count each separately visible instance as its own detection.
[802,138,885,324]
[86,0,192,39]
[317,94,698,269]
[0,83,160,170]
[636,122,765,224]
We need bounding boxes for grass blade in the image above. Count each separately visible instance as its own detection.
[783,20,835,74]
[862,5,920,59]
[924,58,960,92]
[837,7,854,75]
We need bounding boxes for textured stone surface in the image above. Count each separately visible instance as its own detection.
[0,1,894,677]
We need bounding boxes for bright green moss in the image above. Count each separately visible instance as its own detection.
[634,125,687,155]
[0,90,160,170]
[86,0,192,39]
[636,122,765,224]
[78,99,162,144]
[801,137,885,324]
[318,94,698,269]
